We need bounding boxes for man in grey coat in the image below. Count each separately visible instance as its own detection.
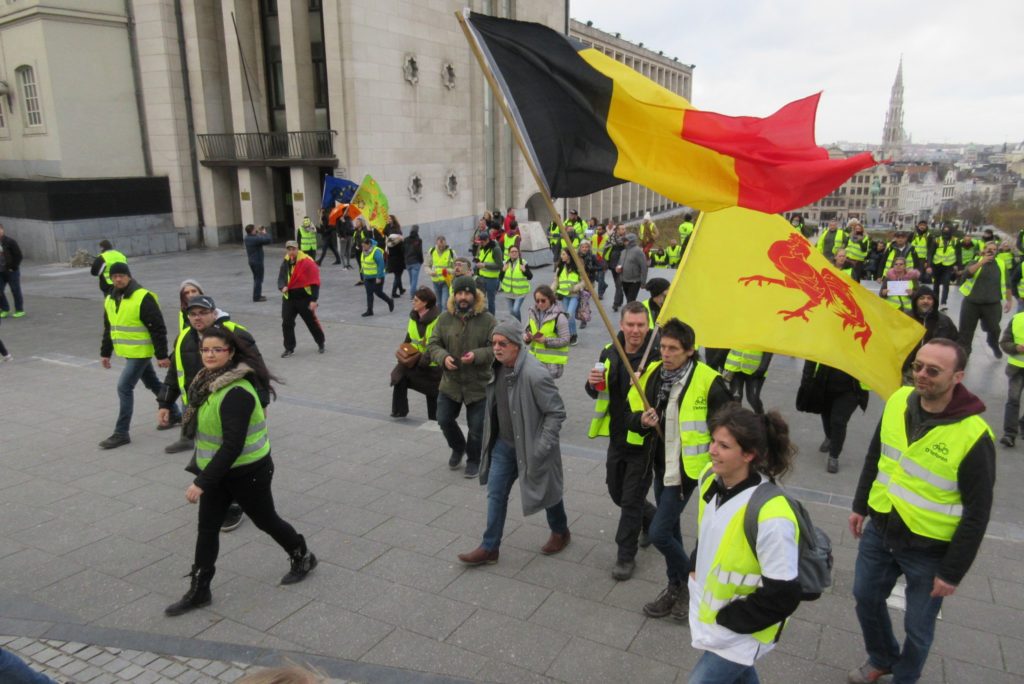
[617,233,648,303]
[457,320,571,565]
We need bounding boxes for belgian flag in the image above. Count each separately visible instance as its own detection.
[462,11,877,214]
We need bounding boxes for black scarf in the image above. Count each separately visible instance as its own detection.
[656,360,692,405]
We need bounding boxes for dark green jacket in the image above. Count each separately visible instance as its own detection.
[427,288,497,403]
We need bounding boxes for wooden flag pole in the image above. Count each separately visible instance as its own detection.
[456,10,660,426]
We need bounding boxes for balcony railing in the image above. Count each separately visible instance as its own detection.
[197,130,338,167]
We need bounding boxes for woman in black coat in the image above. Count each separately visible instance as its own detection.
[385,214,406,297]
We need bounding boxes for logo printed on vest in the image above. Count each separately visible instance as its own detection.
[926,442,950,461]
[693,396,707,410]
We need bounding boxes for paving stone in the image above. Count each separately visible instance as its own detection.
[359,582,475,640]
[269,601,393,659]
[447,609,570,674]
[931,615,1004,667]
[362,628,486,679]
[65,536,171,579]
[304,527,390,570]
[990,577,1024,610]
[75,664,107,682]
[529,590,645,649]
[814,624,870,671]
[942,657,1021,684]
[117,662,146,679]
[38,569,149,622]
[103,656,133,673]
[515,554,617,602]
[9,517,111,556]
[363,547,465,593]
[441,568,551,620]
[755,650,848,683]
[207,576,311,631]
[219,666,247,681]
[202,660,230,677]
[296,500,391,536]
[626,616,701,670]
[363,516,459,556]
[282,559,393,611]
[365,492,452,524]
[546,635,678,683]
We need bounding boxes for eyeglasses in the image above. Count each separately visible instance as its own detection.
[200,347,230,355]
[910,361,943,378]
[187,310,213,317]
[492,340,512,348]
[535,298,548,304]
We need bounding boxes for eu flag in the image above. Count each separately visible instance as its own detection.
[322,176,358,209]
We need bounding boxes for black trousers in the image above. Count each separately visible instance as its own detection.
[392,376,439,419]
[821,391,861,459]
[364,278,393,313]
[248,262,264,300]
[729,374,766,414]
[317,231,341,264]
[931,265,953,304]
[958,300,1002,355]
[606,443,656,563]
[623,281,642,303]
[195,458,303,569]
[390,269,405,297]
[612,271,624,309]
[282,297,325,351]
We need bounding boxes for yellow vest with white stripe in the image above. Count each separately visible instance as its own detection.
[696,465,798,646]
[408,316,439,367]
[477,247,501,279]
[910,233,930,261]
[528,317,568,366]
[104,288,157,359]
[195,378,270,471]
[100,250,127,285]
[174,321,246,404]
[959,258,1007,300]
[555,265,580,297]
[845,236,869,262]
[361,246,384,277]
[932,237,956,266]
[666,244,682,266]
[502,238,519,261]
[1009,313,1024,369]
[817,229,847,256]
[884,279,915,313]
[298,222,317,252]
[626,360,719,479]
[430,247,453,282]
[868,386,991,541]
[500,260,530,296]
[724,350,763,376]
[587,347,611,438]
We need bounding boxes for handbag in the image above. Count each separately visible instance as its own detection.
[795,371,826,414]
[396,342,422,368]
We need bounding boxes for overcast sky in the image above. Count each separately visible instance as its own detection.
[570,0,1024,146]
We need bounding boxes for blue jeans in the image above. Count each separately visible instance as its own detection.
[433,282,449,311]
[0,648,57,683]
[0,270,24,312]
[436,394,486,464]
[562,295,578,335]
[688,651,760,684]
[115,357,175,435]
[506,295,525,321]
[480,277,499,315]
[649,479,691,585]
[853,519,944,684]
[482,438,568,550]
[407,263,422,295]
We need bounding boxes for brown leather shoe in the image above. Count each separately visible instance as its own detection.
[541,531,571,555]
[457,546,499,566]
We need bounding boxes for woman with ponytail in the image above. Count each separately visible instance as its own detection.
[686,404,802,684]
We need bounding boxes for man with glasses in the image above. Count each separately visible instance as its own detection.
[98,262,175,449]
[157,295,266,531]
[847,338,995,684]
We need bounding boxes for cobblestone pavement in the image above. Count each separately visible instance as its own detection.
[0,246,1022,684]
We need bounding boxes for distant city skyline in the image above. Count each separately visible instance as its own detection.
[570,0,1024,146]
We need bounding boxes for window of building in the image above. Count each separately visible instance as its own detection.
[0,96,7,135]
[16,65,43,128]
[311,42,327,107]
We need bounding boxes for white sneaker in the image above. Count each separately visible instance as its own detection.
[1,354,11,362]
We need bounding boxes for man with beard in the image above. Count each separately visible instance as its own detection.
[903,287,957,382]
[427,275,497,478]
[848,339,994,684]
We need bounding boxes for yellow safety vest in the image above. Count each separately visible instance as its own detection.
[500,260,530,296]
[298,221,317,251]
[884,278,915,313]
[593,234,611,261]
[932,238,956,266]
[641,298,656,329]
[528,316,569,366]
[555,266,580,297]
[724,350,764,376]
[868,386,991,541]
[959,239,977,264]
[588,346,612,438]
[407,316,439,367]
[678,221,694,241]
[430,247,453,283]
[817,229,847,257]
[362,246,384,278]
[1009,313,1024,369]
[100,250,127,285]
[477,247,500,279]
[665,244,682,266]
[626,360,719,479]
[910,233,930,261]
[651,251,669,267]
[845,237,869,262]
[502,237,519,261]
[696,465,798,645]
[104,288,157,359]
[174,321,246,404]
[195,378,270,471]
[959,258,1007,300]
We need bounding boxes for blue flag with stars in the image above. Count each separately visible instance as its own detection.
[322,176,358,209]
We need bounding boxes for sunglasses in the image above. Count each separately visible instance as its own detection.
[492,339,512,348]
[910,361,943,378]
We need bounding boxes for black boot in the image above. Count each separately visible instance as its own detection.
[165,565,214,617]
[281,541,318,585]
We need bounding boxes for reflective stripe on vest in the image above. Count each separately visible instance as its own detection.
[528,317,568,365]
[1009,313,1024,368]
[194,379,270,470]
[959,257,1006,300]
[104,288,157,359]
[695,466,798,645]
[430,247,453,282]
[175,321,246,404]
[500,260,530,296]
[933,239,956,266]
[588,345,612,438]
[362,246,383,277]
[665,245,682,265]
[477,247,500,279]
[724,350,763,376]
[298,224,317,251]
[910,234,930,260]
[868,386,991,541]
[556,267,580,297]
[845,237,868,262]
[100,250,127,285]
[407,316,439,366]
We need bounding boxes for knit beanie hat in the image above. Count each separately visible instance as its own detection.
[108,262,131,277]
[491,320,524,348]
[452,275,477,295]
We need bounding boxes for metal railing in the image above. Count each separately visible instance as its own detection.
[197,130,337,166]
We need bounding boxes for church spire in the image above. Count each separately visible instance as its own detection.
[881,57,905,159]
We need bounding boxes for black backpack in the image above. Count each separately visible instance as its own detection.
[743,482,833,601]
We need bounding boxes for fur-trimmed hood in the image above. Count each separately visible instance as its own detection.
[206,362,254,393]
[446,287,487,318]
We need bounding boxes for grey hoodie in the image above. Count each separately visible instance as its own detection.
[619,234,648,283]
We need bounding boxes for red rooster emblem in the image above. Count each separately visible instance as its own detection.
[738,234,872,349]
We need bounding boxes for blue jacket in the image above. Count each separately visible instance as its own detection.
[244,233,272,265]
